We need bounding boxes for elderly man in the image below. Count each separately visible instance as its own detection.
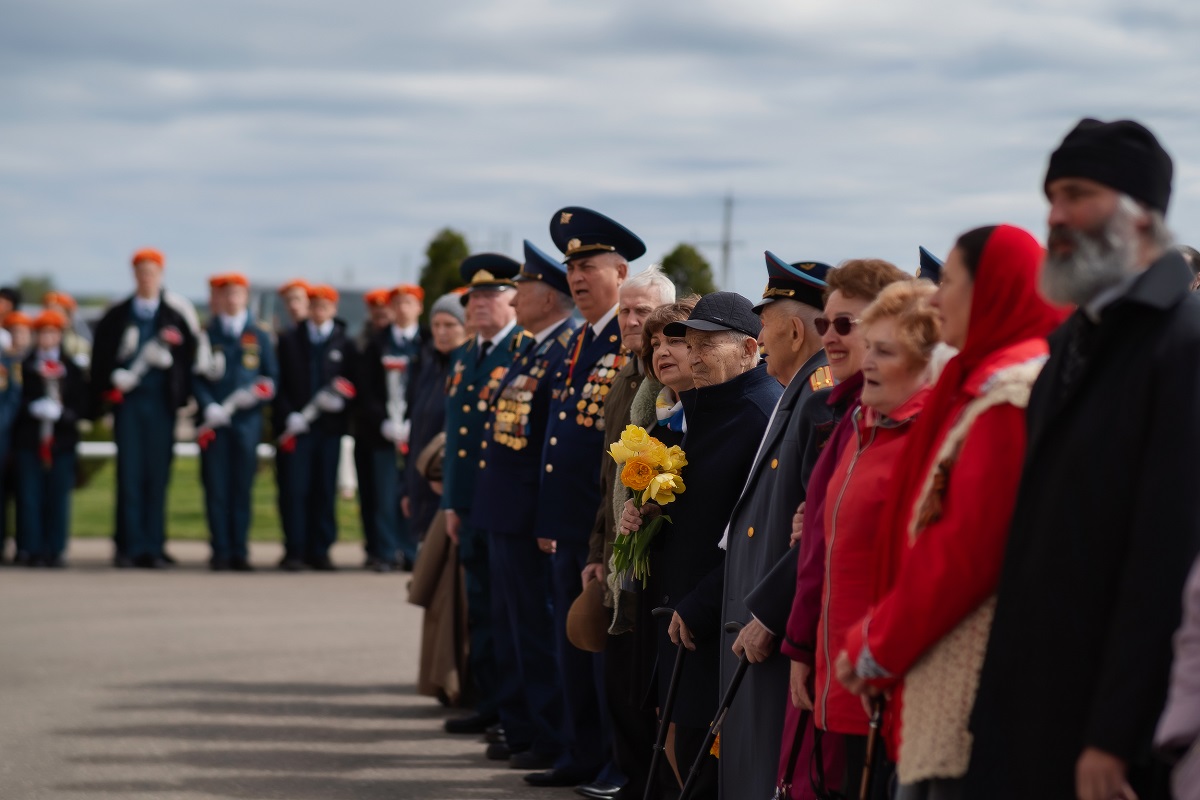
[967,119,1200,800]
[577,263,676,800]
[91,248,199,568]
[441,255,523,736]
[472,241,579,769]
[524,207,643,789]
[193,272,278,571]
[623,292,783,799]
[717,254,834,800]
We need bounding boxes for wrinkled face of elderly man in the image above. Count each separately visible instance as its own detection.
[684,328,759,389]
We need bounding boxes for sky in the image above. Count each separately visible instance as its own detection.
[3,0,1198,303]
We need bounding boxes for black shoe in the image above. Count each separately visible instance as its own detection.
[486,741,524,761]
[372,560,394,573]
[133,555,167,569]
[444,712,499,734]
[279,558,304,572]
[485,723,505,744]
[575,781,623,799]
[28,556,47,568]
[510,750,557,771]
[14,551,32,567]
[158,551,177,565]
[210,559,230,572]
[363,555,380,569]
[113,554,133,568]
[45,556,66,569]
[230,559,255,572]
[395,554,414,572]
[524,767,597,787]
[308,557,337,571]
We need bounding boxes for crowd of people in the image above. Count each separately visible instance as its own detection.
[3,116,1200,800]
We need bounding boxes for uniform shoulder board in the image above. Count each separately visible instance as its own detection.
[809,365,834,392]
[556,327,576,348]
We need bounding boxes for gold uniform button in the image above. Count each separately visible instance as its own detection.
[462,404,471,413]
[479,460,486,469]
[747,526,755,538]
[481,441,488,449]
[545,464,554,473]
[459,427,468,435]
[559,411,567,420]
[467,384,475,391]
[458,449,467,458]
[771,458,779,469]
[549,437,558,446]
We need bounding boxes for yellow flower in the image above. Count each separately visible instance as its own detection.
[609,440,637,464]
[620,424,652,453]
[620,457,656,492]
[641,438,668,468]
[665,445,688,473]
[642,472,686,505]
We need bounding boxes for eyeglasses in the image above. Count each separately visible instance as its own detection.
[814,316,860,336]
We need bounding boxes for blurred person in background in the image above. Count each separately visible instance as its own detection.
[0,287,21,352]
[354,288,395,571]
[43,292,90,371]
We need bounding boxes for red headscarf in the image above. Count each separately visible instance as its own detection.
[874,224,1069,594]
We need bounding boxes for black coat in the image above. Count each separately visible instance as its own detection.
[968,251,1200,798]
[90,292,198,417]
[649,363,782,727]
[274,321,357,437]
[406,341,452,538]
[14,354,88,454]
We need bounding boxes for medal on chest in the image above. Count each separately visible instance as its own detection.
[240,332,260,370]
[447,360,466,397]
[494,356,542,450]
[567,352,627,431]
[477,365,509,412]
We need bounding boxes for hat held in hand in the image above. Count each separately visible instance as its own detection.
[566,580,609,653]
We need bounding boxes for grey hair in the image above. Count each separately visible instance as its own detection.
[769,297,822,337]
[1119,194,1174,250]
[622,263,676,305]
[549,287,576,314]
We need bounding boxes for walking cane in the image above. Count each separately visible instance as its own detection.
[645,606,687,800]
[677,621,751,800]
[858,696,886,800]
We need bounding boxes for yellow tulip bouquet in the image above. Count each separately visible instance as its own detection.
[609,424,687,586]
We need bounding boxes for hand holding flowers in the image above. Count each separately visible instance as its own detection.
[609,425,687,586]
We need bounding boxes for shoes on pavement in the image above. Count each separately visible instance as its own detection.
[575,781,624,799]
[510,750,557,771]
[486,741,524,760]
[373,560,394,573]
[484,723,505,744]
[133,555,168,569]
[230,559,255,572]
[210,559,230,572]
[444,712,499,734]
[308,557,337,571]
[524,767,597,787]
[279,558,304,572]
[158,551,177,565]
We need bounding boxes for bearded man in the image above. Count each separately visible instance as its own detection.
[968,119,1200,800]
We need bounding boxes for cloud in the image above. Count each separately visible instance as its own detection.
[0,0,1197,303]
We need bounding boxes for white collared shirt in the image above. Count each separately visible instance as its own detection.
[476,319,517,353]
[531,316,570,346]
[307,319,334,342]
[392,322,419,347]
[36,347,62,365]
[591,304,619,337]
[220,311,248,338]
[133,295,160,319]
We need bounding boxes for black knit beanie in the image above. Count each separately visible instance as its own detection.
[1044,118,1173,214]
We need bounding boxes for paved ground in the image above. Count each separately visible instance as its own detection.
[0,538,578,800]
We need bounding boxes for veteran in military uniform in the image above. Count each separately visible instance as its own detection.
[91,248,200,569]
[472,240,580,769]
[193,273,279,571]
[441,254,523,735]
[717,254,836,800]
[524,207,643,789]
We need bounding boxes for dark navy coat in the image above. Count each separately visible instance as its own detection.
[274,320,357,438]
[14,353,88,455]
[474,319,579,537]
[192,318,279,435]
[358,325,423,451]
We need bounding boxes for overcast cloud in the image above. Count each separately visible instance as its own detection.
[2,0,1198,302]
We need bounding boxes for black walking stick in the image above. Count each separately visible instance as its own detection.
[678,621,751,800]
[644,606,688,800]
[857,696,886,800]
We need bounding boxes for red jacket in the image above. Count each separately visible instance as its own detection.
[815,388,928,735]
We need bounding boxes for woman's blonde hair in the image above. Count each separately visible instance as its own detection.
[860,280,940,367]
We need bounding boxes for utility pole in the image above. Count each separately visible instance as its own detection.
[695,192,742,290]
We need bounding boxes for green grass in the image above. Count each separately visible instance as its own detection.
[72,456,364,543]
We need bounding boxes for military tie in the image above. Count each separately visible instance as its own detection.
[477,339,492,366]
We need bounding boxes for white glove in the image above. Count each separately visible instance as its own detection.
[111,368,138,394]
[227,388,256,411]
[142,339,174,370]
[73,353,91,370]
[285,412,309,435]
[203,403,231,428]
[314,391,345,413]
[397,419,411,445]
[205,350,226,381]
[30,398,63,421]
[381,420,399,442]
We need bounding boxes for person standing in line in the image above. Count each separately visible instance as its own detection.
[967,118,1200,800]
[194,272,279,572]
[274,284,357,571]
[274,278,311,560]
[90,248,199,569]
[440,255,523,735]
[353,288,394,570]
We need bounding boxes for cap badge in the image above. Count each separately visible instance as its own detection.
[471,270,496,285]
[560,212,573,224]
[567,238,581,252]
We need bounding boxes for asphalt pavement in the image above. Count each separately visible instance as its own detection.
[0,538,577,800]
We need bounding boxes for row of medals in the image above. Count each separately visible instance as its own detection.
[571,353,626,429]
[494,364,540,450]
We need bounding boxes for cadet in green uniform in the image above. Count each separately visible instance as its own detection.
[441,254,523,734]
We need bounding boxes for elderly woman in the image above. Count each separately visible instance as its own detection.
[620,292,782,799]
[808,280,940,794]
[834,225,1066,800]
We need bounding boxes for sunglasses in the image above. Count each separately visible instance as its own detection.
[814,316,860,336]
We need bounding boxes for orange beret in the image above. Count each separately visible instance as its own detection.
[278,278,310,296]
[390,284,425,303]
[363,288,391,307]
[131,248,165,268]
[210,272,249,289]
[43,291,77,311]
[451,285,470,296]
[308,284,339,303]
[32,310,67,331]
[3,311,32,329]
